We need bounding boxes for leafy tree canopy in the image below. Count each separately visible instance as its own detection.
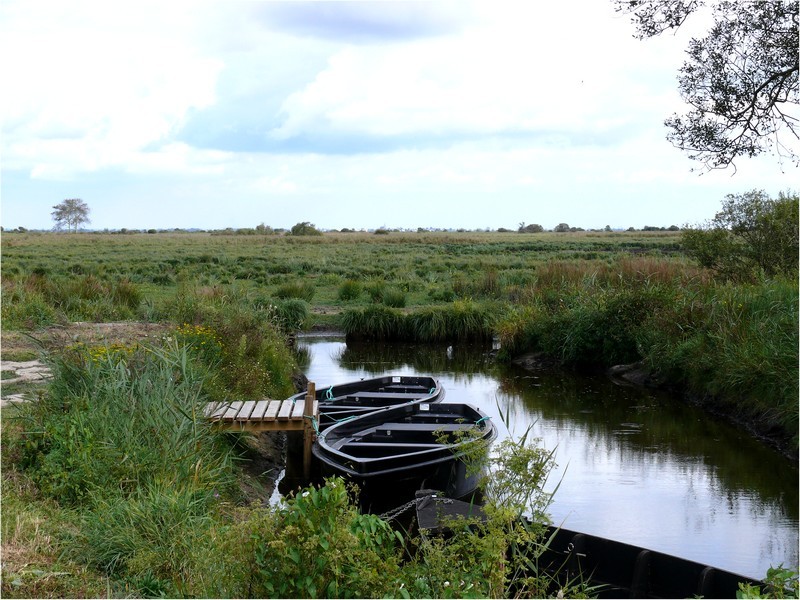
[682,188,799,279]
[51,198,91,233]
[290,221,322,236]
[615,0,799,171]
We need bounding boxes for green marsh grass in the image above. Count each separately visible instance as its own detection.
[2,229,795,445]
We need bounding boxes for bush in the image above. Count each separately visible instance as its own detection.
[290,221,322,236]
[682,189,799,280]
[337,279,362,302]
[274,280,315,302]
[272,298,311,332]
[156,286,299,401]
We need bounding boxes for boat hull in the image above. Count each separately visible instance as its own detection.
[313,401,496,502]
[290,375,444,430]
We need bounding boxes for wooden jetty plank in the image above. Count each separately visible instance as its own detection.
[250,400,270,420]
[290,399,306,420]
[277,400,293,421]
[222,401,243,421]
[265,401,281,420]
[236,401,256,421]
[205,402,229,420]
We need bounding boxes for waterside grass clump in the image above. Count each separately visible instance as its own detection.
[341,301,495,343]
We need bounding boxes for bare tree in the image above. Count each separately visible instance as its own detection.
[614,0,799,172]
[52,199,91,233]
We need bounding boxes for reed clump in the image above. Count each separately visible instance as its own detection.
[341,301,495,343]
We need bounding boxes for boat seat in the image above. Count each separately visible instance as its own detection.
[344,441,442,448]
[382,385,430,393]
[344,392,426,401]
[375,422,477,435]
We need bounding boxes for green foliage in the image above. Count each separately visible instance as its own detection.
[341,305,406,341]
[342,301,494,343]
[682,190,799,280]
[737,565,799,599]
[77,484,214,595]
[0,274,142,328]
[0,284,58,329]
[275,280,316,302]
[643,281,799,442]
[161,286,298,401]
[290,221,323,236]
[12,343,234,506]
[337,279,362,301]
[408,301,495,343]
[210,478,404,599]
[382,287,407,308]
[272,298,311,332]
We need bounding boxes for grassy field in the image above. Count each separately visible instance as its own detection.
[1,229,682,320]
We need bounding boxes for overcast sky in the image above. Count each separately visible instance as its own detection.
[1,0,794,231]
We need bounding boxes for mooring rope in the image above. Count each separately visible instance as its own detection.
[304,415,320,435]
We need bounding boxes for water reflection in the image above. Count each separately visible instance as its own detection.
[295,336,799,580]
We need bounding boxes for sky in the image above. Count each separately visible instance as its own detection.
[1,0,796,232]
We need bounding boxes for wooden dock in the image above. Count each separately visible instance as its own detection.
[205,383,320,477]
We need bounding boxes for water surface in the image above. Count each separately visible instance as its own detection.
[294,335,798,580]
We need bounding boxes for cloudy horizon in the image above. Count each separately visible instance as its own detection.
[1,0,795,232]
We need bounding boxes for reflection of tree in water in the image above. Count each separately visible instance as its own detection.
[335,341,495,376]
[497,368,799,520]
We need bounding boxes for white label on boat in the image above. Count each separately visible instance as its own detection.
[420,403,430,411]
[392,376,400,383]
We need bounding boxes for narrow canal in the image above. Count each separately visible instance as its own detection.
[291,335,798,581]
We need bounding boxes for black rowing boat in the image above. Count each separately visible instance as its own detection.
[313,401,496,500]
[414,490,766,599]
[289,375,444,430]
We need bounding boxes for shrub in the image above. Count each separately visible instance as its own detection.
[160,286,298,401]
[682,189,799,280]
[271,298,311,332]
[274,280,315,302]
[249,479,403,598]
[337,279,362,302]
[289,221,322,236]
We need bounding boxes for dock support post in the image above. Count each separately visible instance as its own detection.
[303,382,316,479]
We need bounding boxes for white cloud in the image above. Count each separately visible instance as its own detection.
[1,0,223,177]
[268,2,687,150]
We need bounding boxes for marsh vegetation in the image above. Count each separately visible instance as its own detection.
[1,221,797,597]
